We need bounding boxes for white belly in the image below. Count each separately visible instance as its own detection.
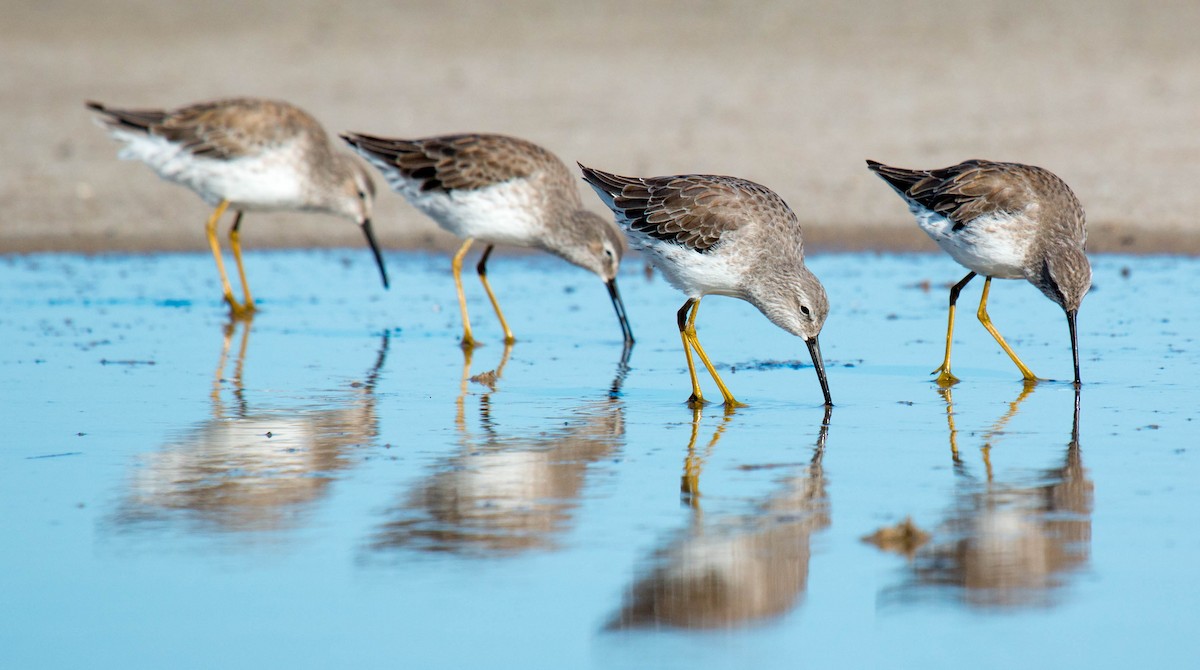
[634,235,744,298]
[380,168,543,247]
[914,207,1030,279]
[112,130,306,210]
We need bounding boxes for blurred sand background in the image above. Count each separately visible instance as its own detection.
[3,0,1198,254]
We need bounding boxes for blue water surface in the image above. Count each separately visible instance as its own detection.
[1,250,1197,668]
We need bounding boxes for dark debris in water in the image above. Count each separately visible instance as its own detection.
[99,358,156,366]
[736,461,809,471]
[724,359,810,372]
[862,517,931,558]
[722,358,861,373]
[470,369,500,391]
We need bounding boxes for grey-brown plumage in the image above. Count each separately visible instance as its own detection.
[339,133,560,194]
[578,171,787,253]
[87,98,388,317]
[581,165,831,407]
[342,132,633,346]
[867,159,1091,385]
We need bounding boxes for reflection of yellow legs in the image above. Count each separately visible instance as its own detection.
[456,342,513,431]
[940,380,1036,479]
[452,239,479,348]
[977,278,1041,382]
[210,316,252,416]
[938,387,961,463]
[477,245,515,345]
[983,379,1037,448]
[681,405,736,508]
[204,200,254,319]
[677,298,743,408]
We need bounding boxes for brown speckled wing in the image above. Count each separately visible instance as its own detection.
[867,159,1033,230]
[90,98,320,160]
[341,133,551,192]
[156,99,319,160]
[581,168,779,253]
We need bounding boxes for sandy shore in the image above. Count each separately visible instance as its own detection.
[3,1,1198,254]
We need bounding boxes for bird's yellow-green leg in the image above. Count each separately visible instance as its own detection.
[683,298,744,408]
[227,211,256,318]
[977,277,1042,382]
[204,200,245,315]
[476,245,515,345]
[677,299,706,406]
[933,272,976,386]
[452,238,478,349]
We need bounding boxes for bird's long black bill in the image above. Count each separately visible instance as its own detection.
[1067,308,1080,386]
[606,278,635,346]
[806,336,833,407]
[360,218,390,289]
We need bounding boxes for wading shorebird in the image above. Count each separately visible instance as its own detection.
[341,132,634,348]
[867,159,1091,386]
[580,165,832,408]
[87,98,389,318]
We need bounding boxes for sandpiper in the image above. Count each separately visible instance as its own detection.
[87,98,389,318]
[341,132,633,348]
[580,166,832,408]
[867,159,1091,385]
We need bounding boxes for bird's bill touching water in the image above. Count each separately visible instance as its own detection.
[806,335,833,407]
[1067,309,1080,386]
[606,278,635,346]
[360,218,390,289]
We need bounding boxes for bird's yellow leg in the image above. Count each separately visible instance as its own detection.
[452,239,478,349]
[933,272,975,386]
[227,211,256,318]
[977,277,1041,382]
[204,200,244,314]
[677,299,706,406]
[684,299,744,408]
[476,245,515,345]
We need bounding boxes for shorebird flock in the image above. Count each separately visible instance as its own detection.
[88,97,1092,408]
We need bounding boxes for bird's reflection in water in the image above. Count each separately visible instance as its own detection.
[608,406,831,630]
[891,385,1091,609]
[368,344,630,557]
[113,319,389,534]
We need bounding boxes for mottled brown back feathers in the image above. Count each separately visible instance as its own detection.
[580,167,795,253]
[341,133,562,193]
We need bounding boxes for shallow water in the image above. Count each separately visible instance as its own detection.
[2,250,1198,668]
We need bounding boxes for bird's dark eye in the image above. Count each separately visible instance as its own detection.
[357,190,367,199]
[800,305,811,316]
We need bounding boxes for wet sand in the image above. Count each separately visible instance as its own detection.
[3,1,1199,254]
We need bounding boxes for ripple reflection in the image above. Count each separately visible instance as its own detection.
[367,345,630,557]
[110,320,388,534]
[885,387,1092,609]
[608,406,831,629]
